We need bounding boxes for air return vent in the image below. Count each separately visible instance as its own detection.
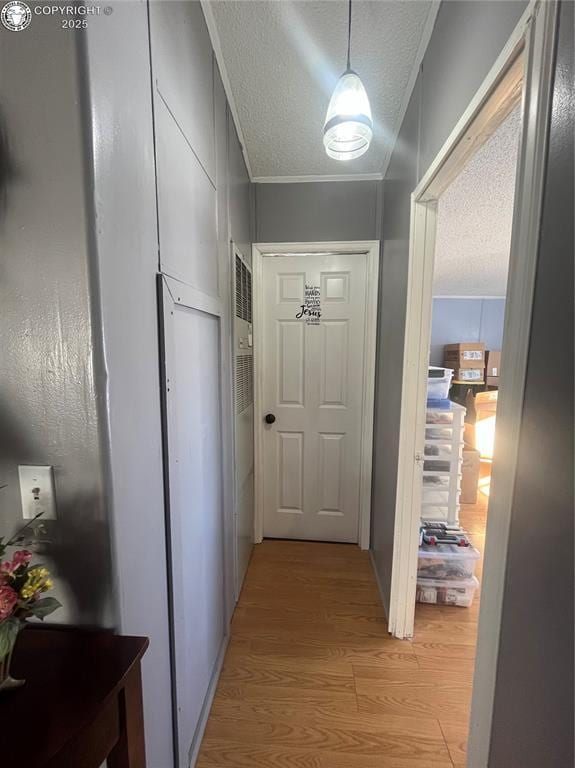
[235,355,253,414]
[235,255,252,323]
[235,255,243,319]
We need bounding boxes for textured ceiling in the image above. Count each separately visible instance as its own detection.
[207,0,438,179]
[433,107,521,297]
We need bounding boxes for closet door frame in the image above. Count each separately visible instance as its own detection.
[158,273,233,768]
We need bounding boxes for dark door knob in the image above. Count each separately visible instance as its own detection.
[265,413,276,424]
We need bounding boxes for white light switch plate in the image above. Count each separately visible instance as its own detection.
[18,465,57,520]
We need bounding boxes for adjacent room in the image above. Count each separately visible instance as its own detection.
[421,104,521,612]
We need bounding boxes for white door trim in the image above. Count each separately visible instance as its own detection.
[252,240,380,550]
[387,0,558,765]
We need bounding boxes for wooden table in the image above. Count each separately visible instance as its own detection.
[0,626,149,768]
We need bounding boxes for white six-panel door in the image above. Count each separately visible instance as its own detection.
[262,253,368,542]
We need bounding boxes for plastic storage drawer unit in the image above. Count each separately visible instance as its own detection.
[416,576,479,607]
[417,542,480,580]
[425,408,455,425]
[425,425,454,441]
[424,443,454,458]
[421,401,465,525]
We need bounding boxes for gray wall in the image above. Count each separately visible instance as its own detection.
[148,2,252,763]
[371,76,420,610]
[254,180,382,243]
[82,2,174,766]
[430,298,505,365]
[229,120,252,261]
[488,3,574,764]
[1,3,252,766]
[0,15,114,625]
[371,0,528,610]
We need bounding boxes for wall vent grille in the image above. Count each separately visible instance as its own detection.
[235,255,252,323]
[235,355,253,414]
[235,255,243,319]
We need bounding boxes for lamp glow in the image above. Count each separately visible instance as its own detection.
[323,0,372,161]
[323,71,373,160]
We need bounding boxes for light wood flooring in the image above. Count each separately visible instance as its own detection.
[197,494,488,768]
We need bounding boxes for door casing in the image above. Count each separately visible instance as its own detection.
[252,241,380,550]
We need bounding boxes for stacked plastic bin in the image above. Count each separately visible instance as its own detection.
[422,401,466,525]
[417,368,480,607]
[416,541,480,607]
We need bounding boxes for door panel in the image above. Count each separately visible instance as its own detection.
[320,321,348,406]
[318,433,345,515]
[278,431,304,514]
[160,281,226,768]
[278,321,305,405]
[262,254,367,542]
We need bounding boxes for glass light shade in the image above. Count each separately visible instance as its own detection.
[323,71,373,161]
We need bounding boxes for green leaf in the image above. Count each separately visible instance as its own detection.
[0,619,20,661]
[30,597,61,620]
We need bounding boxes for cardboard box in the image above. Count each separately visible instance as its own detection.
[475,389,498,412]
[464,422,475,448]
[444,342,485,368]
[486,376,500,388]
[452,367,485,383]
[485,349,502,377]
[461,448,481,504]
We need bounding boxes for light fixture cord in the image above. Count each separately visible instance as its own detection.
[346,0,352,70]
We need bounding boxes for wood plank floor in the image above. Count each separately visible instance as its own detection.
[197,495,488,768]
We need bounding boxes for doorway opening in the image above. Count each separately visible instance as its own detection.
[252,241,379,549]
[389,2,558,766]
[414,101,521,766]
[424,100,521,579]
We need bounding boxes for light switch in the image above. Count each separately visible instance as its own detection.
[18,465,57,520]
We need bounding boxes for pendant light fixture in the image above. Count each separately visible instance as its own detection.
[323,0,373,161]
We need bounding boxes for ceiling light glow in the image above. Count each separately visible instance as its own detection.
[323,0,372,161]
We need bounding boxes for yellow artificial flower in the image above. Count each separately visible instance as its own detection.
[20,567,53,600]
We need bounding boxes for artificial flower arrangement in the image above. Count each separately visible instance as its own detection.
[0,511,61,689]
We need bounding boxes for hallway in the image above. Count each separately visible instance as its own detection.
[197,517,485,767]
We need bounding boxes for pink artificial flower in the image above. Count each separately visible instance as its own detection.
[0,550,32,577]
[12,550,32,568]
[0,585,18,620]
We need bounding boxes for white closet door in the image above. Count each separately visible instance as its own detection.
[160,277,226,768]
[261,253,368,543]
